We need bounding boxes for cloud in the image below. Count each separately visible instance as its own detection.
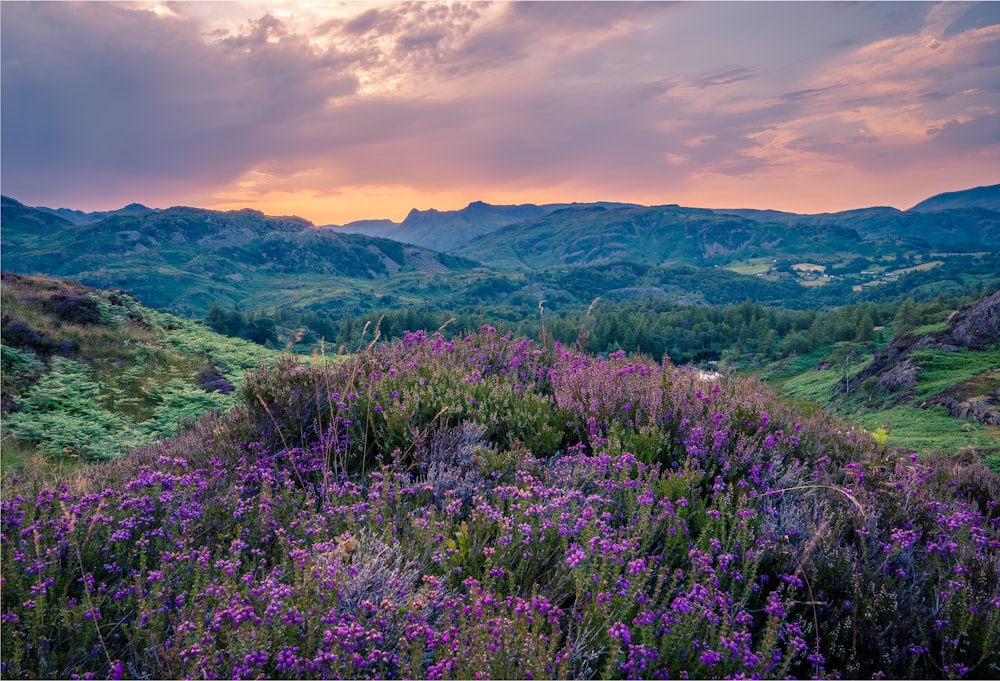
[928,113,1000,148]
[943,2,1000,38]
[1,1,998,220]
[1,2,359,207]
[723,3,1000,178]
[693,67,756,89]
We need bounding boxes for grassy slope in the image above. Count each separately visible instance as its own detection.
[762,340,1000,460]
[1,273,284,464]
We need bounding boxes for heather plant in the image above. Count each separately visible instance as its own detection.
[2,327,998,679]
[40,292,102,326]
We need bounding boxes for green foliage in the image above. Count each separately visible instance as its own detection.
[855,405,998,453]
[893,297,919,335]
[908,348,1000,399]
[855,312,875,342]
[1,344,45,380]
[142,379,231,438]
[0,274,281,462]
[4,357,139,458]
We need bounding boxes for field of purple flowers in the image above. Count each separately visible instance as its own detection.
[2,327,998,679]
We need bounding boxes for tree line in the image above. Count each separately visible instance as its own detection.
[202,291,981,367]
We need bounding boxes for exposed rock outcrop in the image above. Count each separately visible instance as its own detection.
[917,370,1000,426]
[842,289,1000,421]
[941,289,1000,350]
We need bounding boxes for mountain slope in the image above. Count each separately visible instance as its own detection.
[909,184,1000,212]
[2,199,480,314]
[333,200,639,251]
[0,196,77,251]
[455,203,868,271]
[712,204,1000,248]
[34,201,157,225]
[0,273,282,460]
[6,187,1000,319]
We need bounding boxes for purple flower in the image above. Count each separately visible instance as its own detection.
[608,621,632,645]
[699,650,722,666]
[565,544,586,569]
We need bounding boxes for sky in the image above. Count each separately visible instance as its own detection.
[2,1,999,225]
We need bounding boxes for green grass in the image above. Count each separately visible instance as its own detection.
[761,347,841,381]
[723,258,777,276]
[758,342,999,456]
[909,348,1000,399]
[853,404,1000,453]
[776,370,840,404]
[765,348,874,403]
[907,321,949,336]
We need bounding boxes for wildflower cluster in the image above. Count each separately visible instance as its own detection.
[2,328,998,678]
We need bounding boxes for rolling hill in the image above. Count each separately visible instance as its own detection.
[1,197,479,315]
[4,186,1000,320]
[453,203,869,271]
[711,197,1000,249]
[909,184,1000,212]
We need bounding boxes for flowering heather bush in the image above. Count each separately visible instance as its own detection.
[0,319,60,357]
[40,292,102,326]
[2,328,998,679]
[197,366,234,395]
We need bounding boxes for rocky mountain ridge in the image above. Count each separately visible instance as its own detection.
[1,197,478,313]
[333,199,638,251]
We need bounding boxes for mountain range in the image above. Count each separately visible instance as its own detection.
[2,185,999,316]
[1,196,477,313]
[329,184,1000,255]
[334,200,639,252]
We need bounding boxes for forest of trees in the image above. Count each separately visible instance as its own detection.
[202,290,975,368]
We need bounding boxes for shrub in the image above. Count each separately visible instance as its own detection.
[1,319,56,356]
[41,292,101,325]
[2,328,998,679]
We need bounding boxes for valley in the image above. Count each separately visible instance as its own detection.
[3,187,999,464]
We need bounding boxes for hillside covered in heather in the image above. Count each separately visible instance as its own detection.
[3,327,997,679]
